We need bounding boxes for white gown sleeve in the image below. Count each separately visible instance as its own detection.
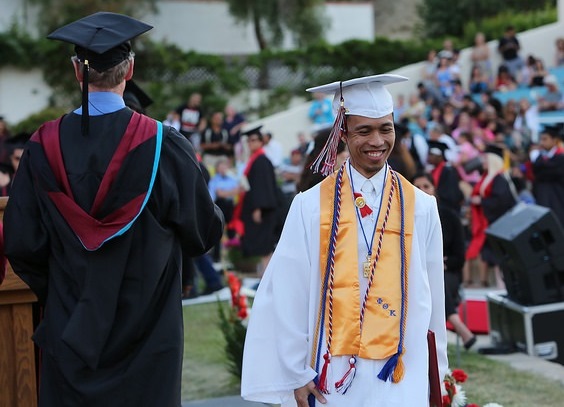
[241,192,317,404]
[425,197,449,381]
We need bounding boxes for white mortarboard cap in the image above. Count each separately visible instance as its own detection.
[306,74,408,119]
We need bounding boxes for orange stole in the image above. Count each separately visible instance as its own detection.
[319,167,415,360]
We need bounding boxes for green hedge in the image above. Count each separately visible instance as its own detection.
[0,4,557,126]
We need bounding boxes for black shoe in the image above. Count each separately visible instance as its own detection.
[464,335,477,350]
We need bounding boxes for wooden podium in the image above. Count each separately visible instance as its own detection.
[0,196,38,407]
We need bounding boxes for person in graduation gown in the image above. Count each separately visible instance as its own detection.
[412,172,476,350]
[427,140,465,215]
[465,144,517,288]
[3,12,224,407]
[230,126,279,277]
[532,126,564,226]
[241,75,448,406]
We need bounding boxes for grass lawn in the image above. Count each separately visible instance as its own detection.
[181,302,564,405]
[448,347,564,407]
[182,301,240,401]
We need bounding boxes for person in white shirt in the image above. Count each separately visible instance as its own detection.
[263,131,285,168]
[242,74,448,407]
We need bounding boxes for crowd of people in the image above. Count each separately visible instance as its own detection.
[390,27,564,290]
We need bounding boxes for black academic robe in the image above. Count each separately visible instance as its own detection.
[241,154,278,257]
[439,203,465,316]
[4,109,224,407]
[532,151,564,226]
[434,163,464,214]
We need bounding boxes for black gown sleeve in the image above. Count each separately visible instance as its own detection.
[482,175,517,224]
[151,127,224,257]
[4,145,50,303]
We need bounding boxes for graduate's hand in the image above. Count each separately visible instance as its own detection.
[294,381,327,406]
[252,208,262,223]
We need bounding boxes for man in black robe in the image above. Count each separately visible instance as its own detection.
[231,126,279,277]
[3,12,224,407]
[532,126,564,226]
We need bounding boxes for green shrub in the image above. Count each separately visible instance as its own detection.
[462,4,557,46]
[11,107,68,134]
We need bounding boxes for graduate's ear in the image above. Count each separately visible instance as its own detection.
[72,58,83,82]
[124,59,135,81]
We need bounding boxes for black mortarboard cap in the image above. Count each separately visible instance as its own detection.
[124,80,153,113]
[47,12,153,72]
[47,12,152,136]
[241,125,263,138]
[541,124,564,140]
[427,140,449,158]
[5,132,31,151]
[484,144,504,158]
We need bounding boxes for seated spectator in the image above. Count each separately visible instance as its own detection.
[449,79,467,111]
[513,98,540,146]
[518,55,537,87]
[436,55,455,98]
[163,110,181,131]
[308,92,333,131]
[468,65,490,94]
[208,158,239,263]
[223,105,246,146]
[441,102,458,133]
[455,131,482,186]
[421,49,439,89]
[470,32,493,86]
[263,131,284,168]
[278,149,304,209]
[495,65,518,92]
[538,74,563,112]
[388,122,417,180]
[200,111,233,168]
[529,57,548,88]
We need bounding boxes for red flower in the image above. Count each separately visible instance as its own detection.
[452,369,468,383]
[466,404,480,407]
[226,271,248,320]
[442,394,451,406]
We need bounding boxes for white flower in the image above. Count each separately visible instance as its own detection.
[483,404,504,407]
[451,384,466,407]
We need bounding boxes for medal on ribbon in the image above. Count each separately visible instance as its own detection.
[353,192,373,218]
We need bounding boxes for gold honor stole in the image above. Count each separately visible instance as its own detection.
[318,166,415,360]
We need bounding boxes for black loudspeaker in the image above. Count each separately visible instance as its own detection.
[486,203,564,306]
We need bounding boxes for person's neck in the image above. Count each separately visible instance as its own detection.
[88,83,125,97]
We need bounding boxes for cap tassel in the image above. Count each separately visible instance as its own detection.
[310,84,347,176]
[334,356,356,394]
[317,351,331,394]
[81,59,90,136]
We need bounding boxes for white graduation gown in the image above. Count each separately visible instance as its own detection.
[241,167,448,407]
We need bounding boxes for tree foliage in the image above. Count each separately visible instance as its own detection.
[225,0,327,50]
[418,0,556,38]
[27,0,157,32]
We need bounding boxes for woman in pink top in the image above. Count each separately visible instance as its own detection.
[455,131,482,184]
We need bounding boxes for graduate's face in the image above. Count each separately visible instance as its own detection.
[344,114,395,178]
